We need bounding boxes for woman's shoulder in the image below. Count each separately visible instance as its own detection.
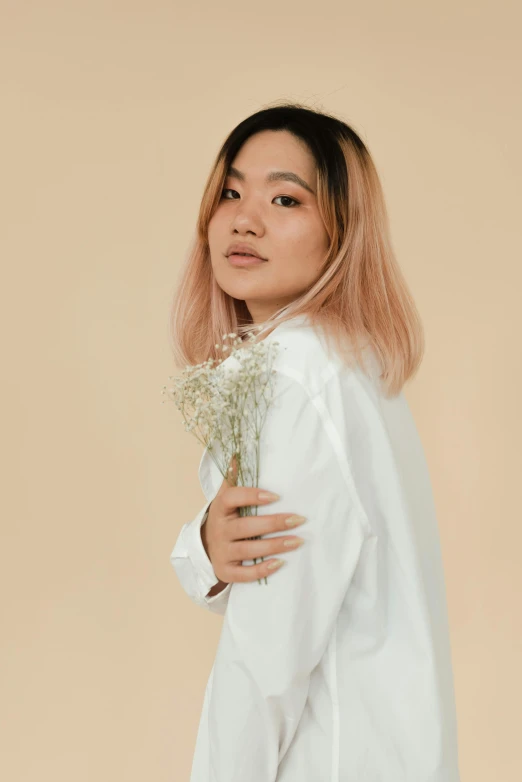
[269,317,384,401]
[268,323,330,396]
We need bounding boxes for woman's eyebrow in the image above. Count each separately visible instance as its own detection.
[227,165,316,195]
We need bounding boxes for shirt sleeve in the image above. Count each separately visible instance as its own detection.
[170,499,232,616]
[206,371,373,781]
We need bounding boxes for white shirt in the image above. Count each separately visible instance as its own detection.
[170,314,461,782]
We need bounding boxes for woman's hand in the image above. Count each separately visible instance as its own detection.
[202,454,307,584]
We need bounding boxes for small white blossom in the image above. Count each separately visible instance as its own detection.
[162,333,281,585]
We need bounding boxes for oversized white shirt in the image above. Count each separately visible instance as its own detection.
[170,314,461,781]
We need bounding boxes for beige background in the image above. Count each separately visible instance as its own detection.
[1,1,520,780]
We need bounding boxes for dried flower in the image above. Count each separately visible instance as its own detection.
[162,329,281,585]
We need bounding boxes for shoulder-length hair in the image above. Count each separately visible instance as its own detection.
[169,102,424,397]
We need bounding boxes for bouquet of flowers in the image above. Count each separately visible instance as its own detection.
[162,328,281,585]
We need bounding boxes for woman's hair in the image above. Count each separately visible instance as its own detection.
[169,101,424,397]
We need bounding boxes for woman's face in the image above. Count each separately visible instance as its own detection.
[208,129,329,324]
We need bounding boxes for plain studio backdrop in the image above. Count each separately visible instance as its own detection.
[1,1,521,780]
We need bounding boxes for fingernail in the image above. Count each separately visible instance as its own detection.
[284,537,305,548]
[267,559,285,570]
[258,491,280,501]
[285,515,306,527]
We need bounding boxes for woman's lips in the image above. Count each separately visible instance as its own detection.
[227,254,267,266]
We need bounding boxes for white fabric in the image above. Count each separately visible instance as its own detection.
[170,314,461,781]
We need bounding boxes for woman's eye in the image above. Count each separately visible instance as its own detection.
[221,189,300,208]
[273,195,300,208]
[221,188,239,200]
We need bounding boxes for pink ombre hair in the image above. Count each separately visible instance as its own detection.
[169,102,424,397]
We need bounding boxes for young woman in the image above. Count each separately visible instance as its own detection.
[169,103,461,782]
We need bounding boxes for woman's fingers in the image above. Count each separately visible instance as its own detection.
[230,512,307,542]
[231,531,306,562]
[224,557,286,583]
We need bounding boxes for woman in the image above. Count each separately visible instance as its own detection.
[169,103,461,781]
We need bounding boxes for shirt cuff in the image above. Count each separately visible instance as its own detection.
[182,500,221,596]
[171,500,234,612]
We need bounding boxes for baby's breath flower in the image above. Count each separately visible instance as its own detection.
[163,334,281,585]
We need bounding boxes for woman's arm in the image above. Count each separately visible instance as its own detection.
[170,500,232,615]
[200,514,230,597]
[206,371,373,781]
